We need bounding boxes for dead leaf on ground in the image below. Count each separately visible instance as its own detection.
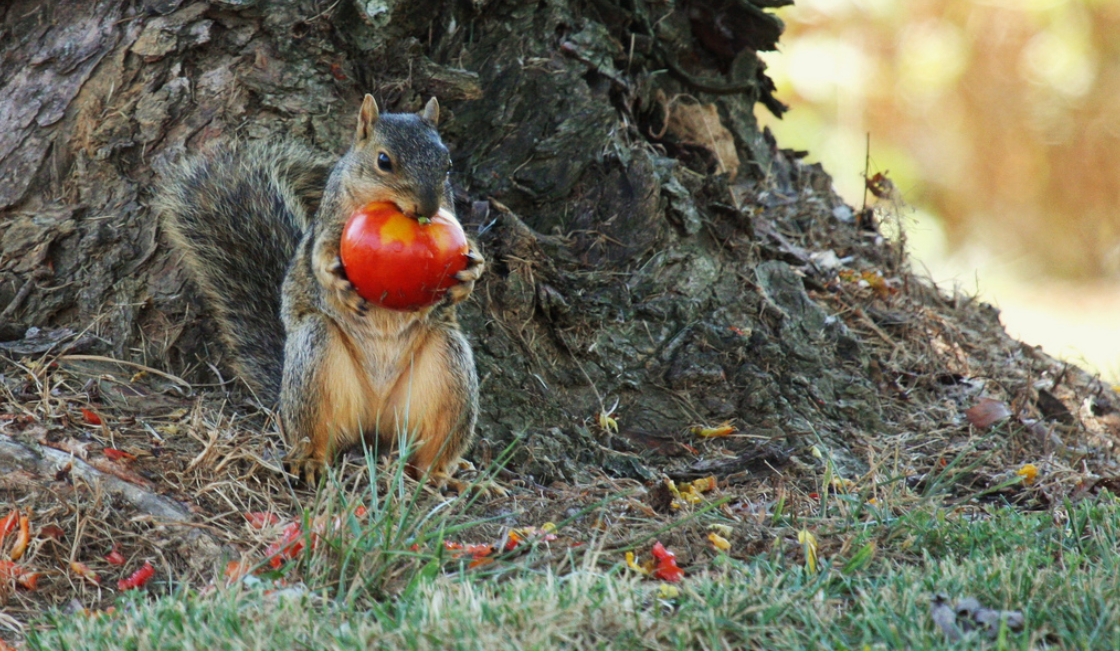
[965,398,1012,430]
[665,101,740,179]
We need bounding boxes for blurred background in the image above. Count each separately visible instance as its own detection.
[755,0,1120,382]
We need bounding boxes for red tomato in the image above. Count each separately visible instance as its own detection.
[340,202,469,311]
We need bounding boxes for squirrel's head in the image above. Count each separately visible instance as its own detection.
[343,94,451,220]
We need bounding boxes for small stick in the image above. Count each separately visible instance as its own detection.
[58,354,192,389]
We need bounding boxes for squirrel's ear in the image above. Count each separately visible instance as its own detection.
[421,97,440,126]
[356,94,380,143]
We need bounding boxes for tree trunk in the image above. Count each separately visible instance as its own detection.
[2,0,1116,488]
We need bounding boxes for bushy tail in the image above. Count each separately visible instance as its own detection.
[154,140,331,404]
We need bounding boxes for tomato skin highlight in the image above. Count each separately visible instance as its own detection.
[340,202,470,311]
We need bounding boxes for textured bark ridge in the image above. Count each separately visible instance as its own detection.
[2,0,1117,487]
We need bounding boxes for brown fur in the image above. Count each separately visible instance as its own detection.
[157,95,483,487]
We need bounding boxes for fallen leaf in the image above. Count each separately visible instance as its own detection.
[105,551,126,566]
[798,529,818,574]
[1036,389,1074,424]
[965,398,1012,430]
[39,525,65,541]
[866,171,896,199]
[71,561,100,585]
[81,409,102,425]
[664,102,741,179]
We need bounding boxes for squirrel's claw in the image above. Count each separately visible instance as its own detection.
[434,472,508,498]
[456,250,485,281]
[447,280,474,305]
[321,256,370,315]
[444,245,485,305]
[448,246,485,304]
[284,457,324,486]
[284,449,328,486]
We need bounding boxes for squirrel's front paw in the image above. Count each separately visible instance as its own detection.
[319,256,370,316]
[447,247,485,304]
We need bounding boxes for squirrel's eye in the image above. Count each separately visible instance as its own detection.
[377,152,393,172]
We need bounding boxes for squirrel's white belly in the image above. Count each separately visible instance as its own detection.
[338,310,427,396]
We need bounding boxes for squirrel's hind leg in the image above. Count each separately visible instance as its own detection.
[279,317,370,483]
[386,328,478,489]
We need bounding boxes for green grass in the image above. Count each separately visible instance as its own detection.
[24,489,1120,650]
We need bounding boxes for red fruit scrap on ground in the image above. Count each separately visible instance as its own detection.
[264,522,307,568]
[224,560,252,583]
[117,561,155,591]
[0,511,17,538]
[245,512,281,529]
[103,448,136,462]
[503,525,559,552]
[17,571,41,590]
[650,542,685,582]
[0,560,19,583]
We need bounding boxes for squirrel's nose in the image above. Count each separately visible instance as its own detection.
[413,192,441,220]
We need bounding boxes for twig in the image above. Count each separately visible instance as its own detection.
[862,132,871,214]
[0,269,50,321]
[58,354,192,389]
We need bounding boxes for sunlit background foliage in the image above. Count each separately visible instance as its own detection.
[757,0,1120,380]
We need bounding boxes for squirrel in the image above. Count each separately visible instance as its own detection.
[155,95,485,489]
